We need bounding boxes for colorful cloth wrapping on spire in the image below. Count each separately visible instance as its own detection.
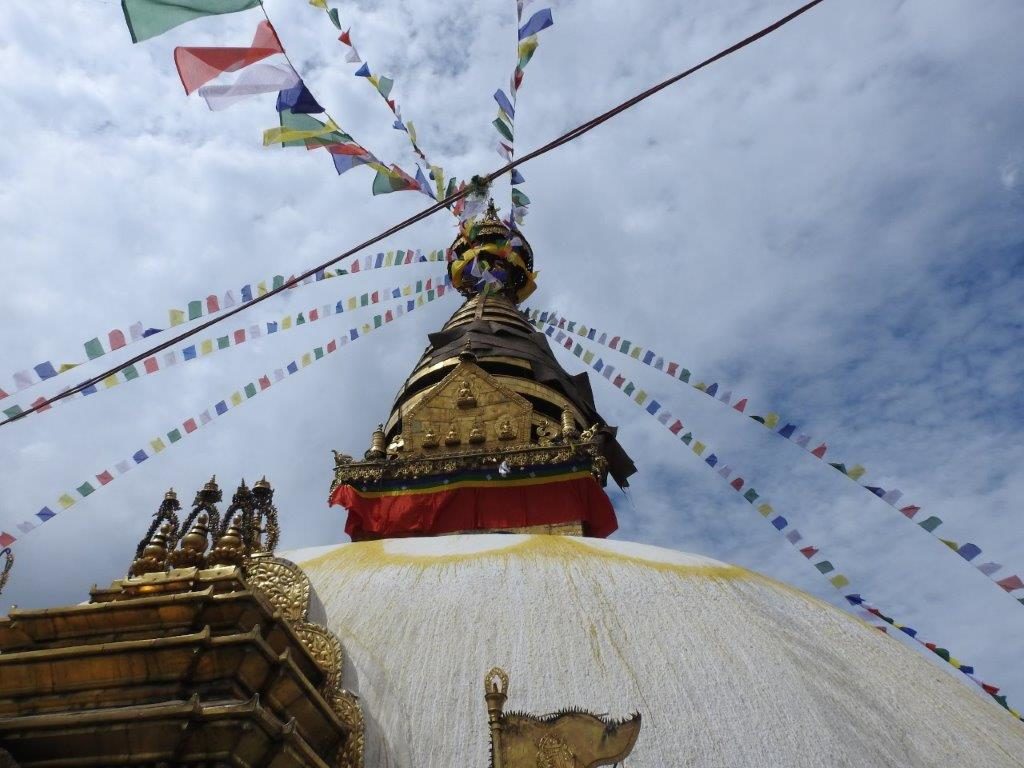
[198,57,300,111]
[121,0,261,43]
[331,464,617,540]
[174,20,284,95]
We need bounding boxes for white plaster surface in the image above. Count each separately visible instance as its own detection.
[284,535,1024,767]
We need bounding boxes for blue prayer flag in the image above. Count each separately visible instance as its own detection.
[336,301,345,313]
[957,543,982,561]
[142,328,161,337]
[350,328,359,340]
[845,594,864,605]
[587,328,596,340]
[267,322,278,334]
[82,384,97,396]
[705,383,718,397]
[214,401,228,416]
[771,516,788,530]
[518,8,553,40]
[34,361,58,380]
[705,454,718,467]
[642,350,655,365]
[374,253,385,268]
[646,400,660,415]
[594,358,604,372]
[183,345,197,361]
[510,168,525,185]
[415,166,436,198]
[354,63,371,77]
[241,285,253,302]
[276,81,324,114]
[36,506,55,521]
[287,361,299,374]
[494,89,515,120]
[392,288,401,298]
[778,423,797,438]
[899,625,917,638]
[132,449,148,463]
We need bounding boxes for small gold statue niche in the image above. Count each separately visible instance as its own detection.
[498,418,517,441]
[444,424,462,446]
[457,379,478,408]
[469,420,486,444]
[421,426,439,449]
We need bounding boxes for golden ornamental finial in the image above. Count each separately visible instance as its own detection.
[164,487,177,501]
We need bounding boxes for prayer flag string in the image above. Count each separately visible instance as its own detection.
[11,273,450,421]
[0,248,448,418]
[532,316,1024,724]
[525,308,1024,607]
[0,283,452,552]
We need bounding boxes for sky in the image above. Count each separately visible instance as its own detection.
[1,0,1023,716]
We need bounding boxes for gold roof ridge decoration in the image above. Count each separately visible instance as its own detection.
[484,666,641,768]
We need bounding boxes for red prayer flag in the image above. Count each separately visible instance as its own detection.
[174,21,284,95]
[385,310,394,322]
[733,398,747,412]
[669,419,684,435]
[309,308,319,322]
[108,329,126,350]
[997,575,1024,592]
[811,443,827,458]
[207,295,220,313]
[183,418,198,433]
[339,29,352,45]
[143,357,159,374]
[666,362,678,377]
[327,339,337,353]
[259,375,271,390]
[425,278,433,290]
[563,338,572,349]
[351,260,360,273]
[609,336,620,348]
[983,683,1000,695]
[730,477,744,491]
[900,505,921,519]
[800,546,818,558]
[371,291,380,303]
[233,329,245,344]
[0,387,8,400]
[613,375,625,388]
[96,470,114,486]
[31,396,51,413]
[0,531,15,547]
[405,251,414,264]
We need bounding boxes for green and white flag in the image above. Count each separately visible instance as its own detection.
[121,0,261,43]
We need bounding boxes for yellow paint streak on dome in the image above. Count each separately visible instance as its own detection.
[297,534,747,581]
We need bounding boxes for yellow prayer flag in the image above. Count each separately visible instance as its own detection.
[58,363,79,373]
[402,285,412,296]
[309,0,327,7]
[282,316,293,330]
[385,251,394,266]
[257,281,268,296]
[757,503,773,517]
[948,656,961,668]
[694,382,707,392]
[630,347,642,359]
[150,438,166,453]
[301,353,312,367]
[102,374,119,389]
[416,294,424,306]
[406,122,417,144]
[847,464,866,480]
[634,390,648,405]
[169,309,186,326]
[829,575,850,589]
[231,391,243,406]
[692,441,706,455]
[200,339,213,355]
[764,412,780,429]
[368,74,380,88]
[262,119,339,146]
[940,539,959,551]
[518,37,539,60]
[361,323,371,334]
[58,493,76,509]
[583,351,594,364]
[347,296,358,310]
[578,326,588,337]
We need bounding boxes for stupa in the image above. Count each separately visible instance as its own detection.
[2,203,1023,767]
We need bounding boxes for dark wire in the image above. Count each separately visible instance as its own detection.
[1,0,828,428]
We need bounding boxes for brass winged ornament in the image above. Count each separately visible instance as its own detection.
[484,667,641,768]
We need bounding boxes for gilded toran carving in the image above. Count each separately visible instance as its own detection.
[484,668,642,768]
[245,555,365,768]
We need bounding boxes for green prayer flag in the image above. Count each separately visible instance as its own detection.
[314,347,324,359]
[743,489,759,503]
[679,368,691,382]
[77,481,96,497]
[681,433,693,445]
[360,293,369,307]
[296,313,305,325]
[3,405,23,419]
[244,382,257,398]
[273,275,284,289]
[492,117,514,142]
[120,0,260,43]
[620,341,631,354]
[377,76,394,100]
[167,428,182,443]
[217,336,229,349]
[374,315,382,328]
[814,561,835,574]
[918,516,943,532]
[328,7,341,29]
[623,382,635,396]
[84,338,104,360]
[188,300,202,320]
[123,364,140,381]
[511,188,531,206]
[278,112,352,148]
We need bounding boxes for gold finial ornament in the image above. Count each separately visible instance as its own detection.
[208,516,244,567]
[253,476,271,496]
[366,424,387,460]
[484,667,510,768]
[444,425,461,446]
[469,422,486,444]
[456,379,477,408]
[130,523,173,576]
[169,513,210,569]
[560,408,579,440]
[164,488,177,501]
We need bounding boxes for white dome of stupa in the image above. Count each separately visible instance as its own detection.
[284,534,1024,767]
